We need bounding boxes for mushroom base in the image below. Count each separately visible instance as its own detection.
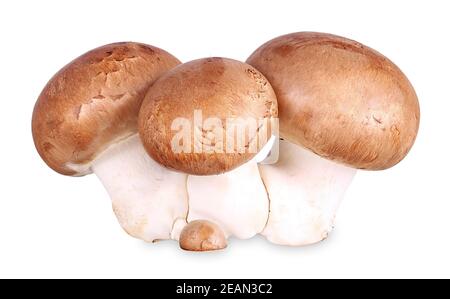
[259,139,357,246]
[73,135,355,249]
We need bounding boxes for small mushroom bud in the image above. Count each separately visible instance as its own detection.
[179,220,227,251]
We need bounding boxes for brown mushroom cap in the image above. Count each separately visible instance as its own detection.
[138,57,278,175]
[179,220,227,251]
[247,32,420,170]
[32,42,180,175]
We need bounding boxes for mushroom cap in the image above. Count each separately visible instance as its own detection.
[138,57,278,175]
[247,32,420,170]
[32,42,180,175]
[179,220,227,251]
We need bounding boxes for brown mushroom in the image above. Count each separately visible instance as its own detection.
[247,32,420,245]
[32,42,188,242]
[138,57,278,241]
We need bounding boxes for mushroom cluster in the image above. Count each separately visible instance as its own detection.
[32,32,420,251]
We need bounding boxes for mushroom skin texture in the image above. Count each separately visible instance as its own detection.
[32,42,188,242]
[247,32,420,170]
[138,57,278,175]
[179,220,227,251]
[33,42,181,176]
[247,32,420,246]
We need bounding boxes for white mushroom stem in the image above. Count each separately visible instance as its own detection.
[186,138,276,239]
[258,139,357,246]
[187,161,268,239]
[89,134,189,242]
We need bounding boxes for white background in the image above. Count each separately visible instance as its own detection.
[0,0,449,278]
